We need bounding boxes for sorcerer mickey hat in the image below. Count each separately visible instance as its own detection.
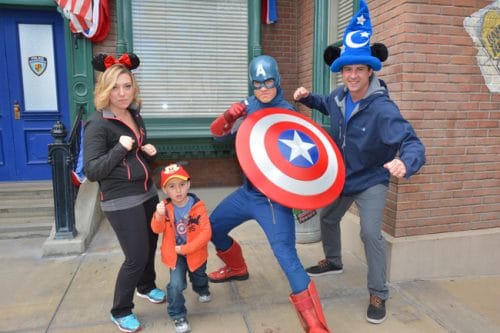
[331,0,382,72]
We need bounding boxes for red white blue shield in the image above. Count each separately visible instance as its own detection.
[236,107,345,210]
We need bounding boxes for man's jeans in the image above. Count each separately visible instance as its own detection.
[320,184,389,299]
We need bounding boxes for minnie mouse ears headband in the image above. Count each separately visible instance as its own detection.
[323,43,388,68]
[92,53,140,72]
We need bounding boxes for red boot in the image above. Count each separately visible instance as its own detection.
[289,281,330,333]
[209,240,249,283]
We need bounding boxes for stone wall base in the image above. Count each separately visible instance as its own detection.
[341,213,500,282]
[43,181,103,256]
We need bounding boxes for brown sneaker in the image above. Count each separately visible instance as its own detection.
[366,294,386,324]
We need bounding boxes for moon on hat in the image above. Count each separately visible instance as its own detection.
[345,30,370,48]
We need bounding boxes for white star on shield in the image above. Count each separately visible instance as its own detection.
[279,130,316,165]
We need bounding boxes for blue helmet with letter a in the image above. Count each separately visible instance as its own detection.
[248,55,281,90]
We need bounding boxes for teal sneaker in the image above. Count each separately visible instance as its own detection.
[110,313,141,332]
[136,288,166,304]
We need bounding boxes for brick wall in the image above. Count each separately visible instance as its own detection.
[261,0,299,103]
[295,1,315,118]
[90,0,499,237]
[369,0,499,236]
[92,1,117,58]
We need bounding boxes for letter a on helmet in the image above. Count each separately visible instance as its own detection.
[248,55,281,88]
[255,64,267,77]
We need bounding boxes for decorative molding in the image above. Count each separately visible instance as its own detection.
[312,0,330,128]
[151,138,235,159]
[0,0,54,5]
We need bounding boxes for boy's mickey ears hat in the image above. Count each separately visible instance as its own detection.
[327,0,388,72]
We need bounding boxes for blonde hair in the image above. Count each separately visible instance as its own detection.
[93,64,141,111]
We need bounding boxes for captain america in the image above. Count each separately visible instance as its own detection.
[209,55,331,333]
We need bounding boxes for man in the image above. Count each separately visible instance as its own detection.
[209,55,330,332]
[293,0,426,324]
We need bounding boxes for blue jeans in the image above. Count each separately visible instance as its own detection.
[166,256,209,320]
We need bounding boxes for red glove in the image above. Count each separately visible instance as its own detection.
[210,102,247,136]
[223,102,247,123]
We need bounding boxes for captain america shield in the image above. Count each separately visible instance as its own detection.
[236,107,345,210]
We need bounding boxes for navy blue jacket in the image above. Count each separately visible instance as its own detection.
[300,76,426,195]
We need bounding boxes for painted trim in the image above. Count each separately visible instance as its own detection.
[63,27,94,124]
[0,0,54,6]
[312,0,330,128]
[116,0,132,55]
[248,0,262,60]
[152,138,236,159]
[312,0,360,130]
[313,0,330,96]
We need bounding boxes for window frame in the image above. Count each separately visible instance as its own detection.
[113,0,264,157]
[312,0,359,131]
[117,0,263,142]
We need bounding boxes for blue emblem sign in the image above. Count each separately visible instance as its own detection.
[28,56,47,76]
[236,107,345,210]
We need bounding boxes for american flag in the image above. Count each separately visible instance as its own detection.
[261,0,278,24]
[54,0,94,35]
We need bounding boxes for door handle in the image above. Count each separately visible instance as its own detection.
[13,101,20,120]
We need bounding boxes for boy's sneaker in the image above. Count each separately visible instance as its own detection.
[198,293,212,303]
[366,294,387,324]
[173,317,191,333]
[110,313,141,333]
[305,259,343,276]
[136,288,166,304]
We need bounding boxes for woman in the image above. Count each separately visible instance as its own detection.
[84,53,165,333]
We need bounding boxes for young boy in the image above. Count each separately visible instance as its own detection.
[151,164,212,333]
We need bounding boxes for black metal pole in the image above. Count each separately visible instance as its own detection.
[48,121,77,239]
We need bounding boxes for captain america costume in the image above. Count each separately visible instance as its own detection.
[210,87,311,294]
[208,55,330,332]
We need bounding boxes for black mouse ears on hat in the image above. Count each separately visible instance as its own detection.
[323,43,389,67]
[92,53,140,72]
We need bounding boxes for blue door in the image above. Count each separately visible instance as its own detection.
[0,8,70,181]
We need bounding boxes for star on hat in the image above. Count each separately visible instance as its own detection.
[331,0,382,72]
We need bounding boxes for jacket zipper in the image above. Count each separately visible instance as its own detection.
[122,158,131,180]
[113,117,150,191]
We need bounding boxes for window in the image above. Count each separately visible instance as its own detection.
[132,0,248,118]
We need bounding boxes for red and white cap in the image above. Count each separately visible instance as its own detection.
[160,164,190,188]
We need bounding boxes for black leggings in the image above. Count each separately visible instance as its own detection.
[105,196,159,318]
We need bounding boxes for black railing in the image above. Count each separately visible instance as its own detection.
[47,105,85,239]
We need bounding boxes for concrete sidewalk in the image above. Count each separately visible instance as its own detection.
[1,187,499,333]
